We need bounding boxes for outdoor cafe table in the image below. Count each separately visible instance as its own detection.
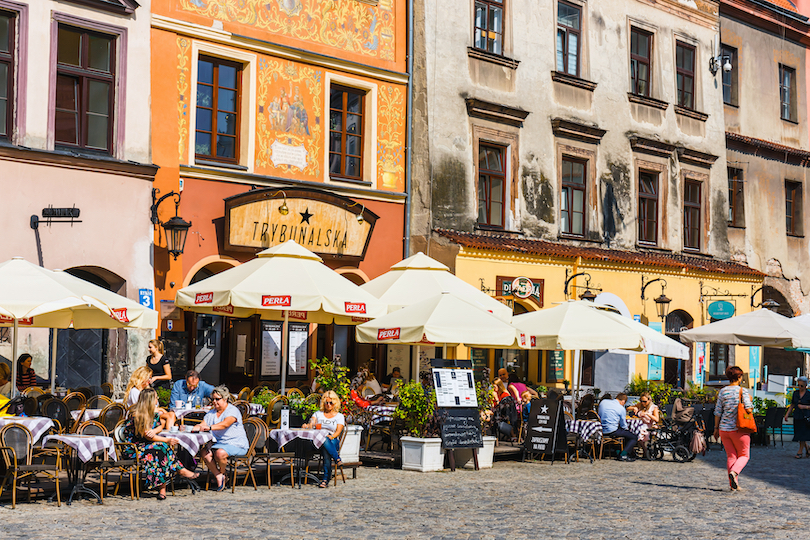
[41,434,117,505]
[269,428,329,488]
[71,409,102,423]
[174,406,211,420]
[158,430,215,456]
[565,418,649,444]
[367,404,396,426]
[0,417,54,443]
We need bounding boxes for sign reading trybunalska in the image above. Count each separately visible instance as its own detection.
[224,188,378,262]
[496,276,544,306]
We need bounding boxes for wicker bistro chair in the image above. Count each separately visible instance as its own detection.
[63,392,86,432]
[286,388,305,399]
[233,400,251,422]
[40,398,71,434]
[237,387,251,402]
[111,422,140,500]
[204,417,261,492]
[87,395,112,409]
[311,428,347,487]
[22,387,44,398]
[76,387,94,401]
[0,423,62,508]
[100,383,114,398]
[178,411,206,428]
[98,403,127,434]
[251,419,294,488]
[75,421,114,502]
[266,395,289,429]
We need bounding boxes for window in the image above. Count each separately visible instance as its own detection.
[728,167,744,228]
[560,156,586,236]
[779,64,797,122]
[630,28,652,97]
[675,41,695,109]
[474,0,504,55]
[55,25,115,153]
[477,144,505,227]
[721,45,737,106]
[786,180,802,236]
[0,11,14,139]
[638,171,658,244]
[556,2,580,77]
[196,56,241,162]
[683,179,701,250]
[329,85,365,180]
[580,350,594,386]
[708,343,729,379]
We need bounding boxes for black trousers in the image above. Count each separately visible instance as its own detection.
[608,428,638,455]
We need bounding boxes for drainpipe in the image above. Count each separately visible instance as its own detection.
[403,0,414,258]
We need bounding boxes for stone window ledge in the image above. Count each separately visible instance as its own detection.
[628,93,669,110]
[467,47,520,70]
[674,105,709,122]
[551,71,597,92]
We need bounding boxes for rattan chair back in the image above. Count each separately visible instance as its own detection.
[0,423,33,466]
[87,395,112,409]
[100,382,114,397]
[76,387,93,401]
[63,392,86,411]
[99,403,126,433]
[237,387,251,401]
[286,387,304,399]
[267,395,288,427]
[22,387,44,397]
[41,398,70,433]
[77,420,109,437]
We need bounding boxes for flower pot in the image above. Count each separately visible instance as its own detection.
[400,436,444,472]
[452,436,497,469]
[341,425,363,463]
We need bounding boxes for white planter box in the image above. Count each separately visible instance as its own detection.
[341,425,363,463]
[452,436,497,469]
[400,436,445,472]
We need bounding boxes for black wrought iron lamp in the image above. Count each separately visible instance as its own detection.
[151,188,192,260]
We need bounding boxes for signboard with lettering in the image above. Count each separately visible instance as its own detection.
[496,276,544,306]
[439,408,483,449]
[708,300,735,320]
[139,288,154,310]
[523,396,567,462]
[470,348,488,380]
[261,321,282,377]
[224,188,378,262]
[647,321,663,380]
[548,350,565,382]
[433,368,478,408]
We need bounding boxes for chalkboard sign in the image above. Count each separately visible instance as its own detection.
[439,407,483,449]
[523,397,567,462]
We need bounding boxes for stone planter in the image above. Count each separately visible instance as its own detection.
[341,425,363,463]
[452,436,497,469]
[400,436,444,472]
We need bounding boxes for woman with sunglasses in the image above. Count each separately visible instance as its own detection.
[305,390,344,488]
[785,376,810,458]
[627,391,660,460]
[194,386,249,491]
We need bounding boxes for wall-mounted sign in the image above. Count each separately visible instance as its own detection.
[139,288,154,310]
[40,205,81,225]
[707,300,735,320]
[224,188,378,262]
[496,276,544,306]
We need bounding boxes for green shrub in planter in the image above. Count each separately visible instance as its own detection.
[395,381,437,438]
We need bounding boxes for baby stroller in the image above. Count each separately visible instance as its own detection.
[649,398,705,462]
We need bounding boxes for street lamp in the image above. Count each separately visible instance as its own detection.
[579,289,597,302]
[654,292,671,321]
[151,189,192,260]
[762,298,780,312]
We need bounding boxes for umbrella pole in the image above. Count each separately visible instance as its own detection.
[280,310,289,395]
[10,318,18,398]
[50,331,58,394]
[442,343,447,360]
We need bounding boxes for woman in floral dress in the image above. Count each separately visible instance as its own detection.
[122,388,199,500]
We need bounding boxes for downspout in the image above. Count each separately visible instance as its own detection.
[403,0,414,258]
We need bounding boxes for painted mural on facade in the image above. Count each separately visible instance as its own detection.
[176,0,395,61]
[256,59,323,178]
[177,36,192,161]
[377,84,405,191]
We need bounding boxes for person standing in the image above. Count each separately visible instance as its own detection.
[713,366,753,491]
[784,376,810,458]
[146,339,172,388]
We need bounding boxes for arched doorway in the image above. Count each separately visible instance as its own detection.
[664,309,694,388]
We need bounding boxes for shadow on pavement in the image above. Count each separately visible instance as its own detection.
[631,480,726,492]
[694,442,806,495]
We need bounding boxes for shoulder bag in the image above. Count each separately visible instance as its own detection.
[736,387,757,433]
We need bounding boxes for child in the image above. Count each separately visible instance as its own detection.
[521,390,533,425]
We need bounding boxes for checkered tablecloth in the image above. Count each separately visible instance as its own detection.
[70,409,102,423]
[367,405,396,425]
[249,404,266,416]
[269,429,329,449]
[0,417,55,443]
[174,407,211,419]
[42,434,117,463]
[565,418,648,443]
[159,430,215,456]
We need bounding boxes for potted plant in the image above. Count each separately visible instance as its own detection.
[287,394,318,428]
[563,380,570,393]
[309,357,363,463]
[395,380,443,472]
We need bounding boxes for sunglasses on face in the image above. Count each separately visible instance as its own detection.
[211,397,223,402]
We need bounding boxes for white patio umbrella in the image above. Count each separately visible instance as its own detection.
[679,308,810,348]
[361,252,513,322]
[355,292,519,350]
[601,310,690,360]
[0,257,158,395]
[175,240,387,392]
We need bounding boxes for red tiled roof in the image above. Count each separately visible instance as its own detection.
[726,131,810,160]
[767,0,798,13]
[436,229,765,277]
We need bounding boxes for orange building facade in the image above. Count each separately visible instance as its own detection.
[150,0,410,389]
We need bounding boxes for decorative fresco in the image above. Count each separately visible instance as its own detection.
[176,0,396,61]
[256,58,323,178]
[377,84,405,191]
[177,37,192,161]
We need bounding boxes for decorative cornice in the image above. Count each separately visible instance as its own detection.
[151,15,409,85]
[726,131,810,162]
[677,146,719,168]
[61,0,139,15]
[636,0,719,29]
[627,92,669,111]
[551,71,597,92]
[0,143,157,181]
[628,135,677,158]
[674,105,709,122]
[551,118,607,144]
[466,47,520,69]
[465,98,530,127]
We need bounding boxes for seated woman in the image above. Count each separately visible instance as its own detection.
[124,366,151,408]
[121,388,199,500]
[576,394,596,420]
[626,391,660,459]
[506,373,538,404]
[16,353,41,392]
[305,390,344,488]
[491,379,509,403]
[194,386,249,491]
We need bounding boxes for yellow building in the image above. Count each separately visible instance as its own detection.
[436,230,764,393]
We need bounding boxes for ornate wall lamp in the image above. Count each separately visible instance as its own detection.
[151,188,191,260]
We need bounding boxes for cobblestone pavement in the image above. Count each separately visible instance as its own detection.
[0,443,808,539]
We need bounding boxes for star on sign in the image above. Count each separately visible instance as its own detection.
[299,207,313,224]
[540,405,548,414]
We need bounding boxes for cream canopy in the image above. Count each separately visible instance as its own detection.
[679,308,810,348]
[361,252,513,322]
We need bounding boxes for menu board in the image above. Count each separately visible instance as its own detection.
[432,368,478,408]
[288,323,309,376]
[260,321,282,377]
[548,350,564,381]
[470,348,488,381]
[524,396,567,463]
[439,408,483,449]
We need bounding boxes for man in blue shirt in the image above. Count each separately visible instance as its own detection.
[597,392,638,462]
[170,370,215,409]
